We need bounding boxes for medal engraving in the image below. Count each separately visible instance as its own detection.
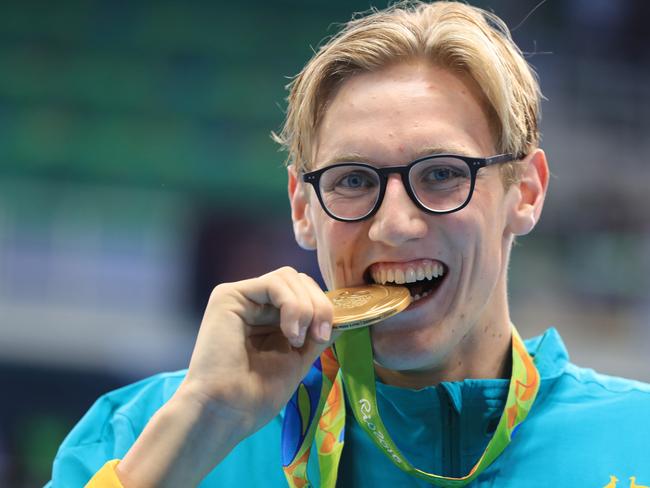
[326,285,411,330]
[331,290,372,309]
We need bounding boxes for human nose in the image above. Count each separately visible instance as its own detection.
[367,174,428,246]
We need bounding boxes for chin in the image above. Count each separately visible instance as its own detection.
[370,315,454,372]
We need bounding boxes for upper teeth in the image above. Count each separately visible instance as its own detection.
[370,261,444,285]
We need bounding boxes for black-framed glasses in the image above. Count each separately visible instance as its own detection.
[302,153,517,222]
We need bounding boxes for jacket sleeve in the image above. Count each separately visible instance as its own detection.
[44,370,286,487]
[46,396,138,487]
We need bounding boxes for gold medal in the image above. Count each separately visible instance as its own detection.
[325,285,411,330]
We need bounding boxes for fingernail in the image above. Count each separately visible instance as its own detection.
[290,320,300,339]
[286,321,301,347]
[319,321,332,342]
[297,326,307,345]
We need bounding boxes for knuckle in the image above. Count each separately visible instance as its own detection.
[298,300,313,316]
[320,298,334,316]
[296,303,314,324]
[317,308,333,326]
[298,272,318,287]
[278,265,297,276]
[282,302,301,320]
[209,283,230,301]
[314,288,332,310]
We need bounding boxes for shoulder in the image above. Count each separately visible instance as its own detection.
[65,369,188,447]
[48,370,187,487]
[558,363,650,428]
[499,364,650,480]
[505,358,650,475]
[552,362,650,408]
[561,362,650,396]
[535,362,650,441]
[527,327,650,411]
[49,370,287,487]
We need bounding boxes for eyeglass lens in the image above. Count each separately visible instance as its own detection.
[318,156,472,219]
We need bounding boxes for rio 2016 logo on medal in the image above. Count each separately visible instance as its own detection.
[331,290,372,309]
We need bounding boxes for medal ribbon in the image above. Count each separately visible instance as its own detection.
[281,325,540,487]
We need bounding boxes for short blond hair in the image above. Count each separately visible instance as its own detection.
[274,0,541,183]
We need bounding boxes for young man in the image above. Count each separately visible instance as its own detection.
[48,2,650,487]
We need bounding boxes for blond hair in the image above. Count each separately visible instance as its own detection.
[274,1,541,184]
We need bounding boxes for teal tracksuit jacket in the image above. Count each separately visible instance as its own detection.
[47,328,650,487]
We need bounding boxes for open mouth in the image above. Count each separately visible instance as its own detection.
[364,259,447,302]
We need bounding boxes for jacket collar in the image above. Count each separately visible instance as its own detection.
[374,327,569,415]
[525,327,569,380]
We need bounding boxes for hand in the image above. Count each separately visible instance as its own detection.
[117,267,336,487]
[181,266,336,435]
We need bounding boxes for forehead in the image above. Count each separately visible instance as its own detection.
[313,62,496,168]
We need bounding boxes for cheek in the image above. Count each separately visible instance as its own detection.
[314,220,366,289]
[452,205,507,295]
[444,209,500,278]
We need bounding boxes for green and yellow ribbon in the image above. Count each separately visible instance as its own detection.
[281,325,539,487]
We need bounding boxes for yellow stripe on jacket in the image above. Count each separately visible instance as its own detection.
[85,460,123,487]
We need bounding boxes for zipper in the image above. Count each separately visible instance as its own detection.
[439,386,461,477]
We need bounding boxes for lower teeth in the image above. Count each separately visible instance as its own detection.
[412,291,429,302]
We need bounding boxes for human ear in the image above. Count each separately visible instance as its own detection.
[506,149,550,236]
[288,165,317,250]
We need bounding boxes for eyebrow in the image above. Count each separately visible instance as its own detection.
[318,145,475,167]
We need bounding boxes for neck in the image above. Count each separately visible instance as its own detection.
[372,247,516,389]
[374,321,513,389]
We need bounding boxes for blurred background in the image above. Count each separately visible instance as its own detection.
[0,0,648,486]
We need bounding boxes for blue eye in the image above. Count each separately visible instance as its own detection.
[339,173,367,188]
[334,171,376,190]
[431,168,452,181]
[422,166,465,184]
[320,165,378,196]
[427,167,465,181]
